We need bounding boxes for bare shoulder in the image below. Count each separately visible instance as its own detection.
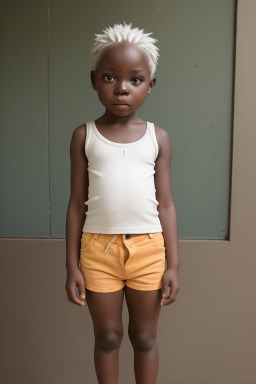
[154,124,169,139]
[71,123,86,142]
[70,123,87,159]
[154,124,172,156]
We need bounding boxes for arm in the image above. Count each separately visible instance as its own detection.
[154,125,179,306]
[65,124,88,306]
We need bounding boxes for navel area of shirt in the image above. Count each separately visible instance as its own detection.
[82,121,163,234]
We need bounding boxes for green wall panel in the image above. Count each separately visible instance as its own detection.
[0,0,49,237]
[0,0,235,239]
[50,0,235,239]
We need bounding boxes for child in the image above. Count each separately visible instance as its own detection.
[65,23,179,384]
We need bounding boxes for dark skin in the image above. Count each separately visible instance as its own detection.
[65,42,179,384]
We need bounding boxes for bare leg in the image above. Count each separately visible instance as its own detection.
[85,288,125,384]
[125,287,162,384]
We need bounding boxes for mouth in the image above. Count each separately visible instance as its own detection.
[113,100,130,106]
[113,104,130,110]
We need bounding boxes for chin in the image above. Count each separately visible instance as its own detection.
[108,109,134,117]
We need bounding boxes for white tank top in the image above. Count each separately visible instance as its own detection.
[82,121,163,234]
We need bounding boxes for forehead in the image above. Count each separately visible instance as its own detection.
[96,42,151,74]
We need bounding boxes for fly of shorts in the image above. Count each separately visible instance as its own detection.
[79,232,167,293]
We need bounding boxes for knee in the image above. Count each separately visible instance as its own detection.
[96,329,123,352]
[129,330,155,352]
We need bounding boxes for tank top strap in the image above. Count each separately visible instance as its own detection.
[85,121,94,157]
[147,121,159,160]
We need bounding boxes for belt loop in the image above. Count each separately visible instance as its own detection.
[149,233,153,239]
[93,233,99,239]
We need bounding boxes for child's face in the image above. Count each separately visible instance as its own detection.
[91,42,156,117]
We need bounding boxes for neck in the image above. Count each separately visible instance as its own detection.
[97,110,143,125]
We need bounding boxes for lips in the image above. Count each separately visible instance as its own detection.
[113,100,129,106]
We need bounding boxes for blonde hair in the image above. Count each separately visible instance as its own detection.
[91,23,160,78]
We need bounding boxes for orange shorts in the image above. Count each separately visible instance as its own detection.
[79,232,166,293]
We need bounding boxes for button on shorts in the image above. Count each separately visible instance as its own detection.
[79,232,166,293]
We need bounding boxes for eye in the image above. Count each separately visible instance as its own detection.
[131,78,143,85]
[103,75,115,82]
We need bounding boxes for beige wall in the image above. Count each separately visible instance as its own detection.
[1,1,256,383]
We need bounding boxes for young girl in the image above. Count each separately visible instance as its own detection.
[65,23,179,384]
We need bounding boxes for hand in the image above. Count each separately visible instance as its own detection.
[160,267,179,306]
[65,266,86,306]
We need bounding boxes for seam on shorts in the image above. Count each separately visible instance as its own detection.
[126,282,163,291]
[151,234,166,251]
[84,281,125,293]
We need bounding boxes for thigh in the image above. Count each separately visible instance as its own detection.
[86,288,125,334]
[124,287,162,334]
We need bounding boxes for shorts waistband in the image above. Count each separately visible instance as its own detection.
[90,233,156,240]
[88,233,159,253]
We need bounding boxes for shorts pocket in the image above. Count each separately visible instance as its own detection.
[80,232,95,251]
[151,232,166,251]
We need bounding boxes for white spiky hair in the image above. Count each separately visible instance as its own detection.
[91,23,160,78]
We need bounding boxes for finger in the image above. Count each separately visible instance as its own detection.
[160,283,171,305]
[65,286,73,302]
[78,283,86,300]
[160,296,173,306]
[169,286,179,302]
[68,285,85,306]
[160,291,176,306]
[162,289,179,306]
[73,297,85,306]
[160,296,170,306]
[161,285,170,302]
[168,292,177,303]
[162,297,173,306]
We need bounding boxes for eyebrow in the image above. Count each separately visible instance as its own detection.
[101,67,145,74]
[130,69,145,74]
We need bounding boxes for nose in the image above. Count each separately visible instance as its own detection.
[114,80,129,95]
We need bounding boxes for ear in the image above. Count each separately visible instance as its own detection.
[91,70,97,90]
[147,77,156,95]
